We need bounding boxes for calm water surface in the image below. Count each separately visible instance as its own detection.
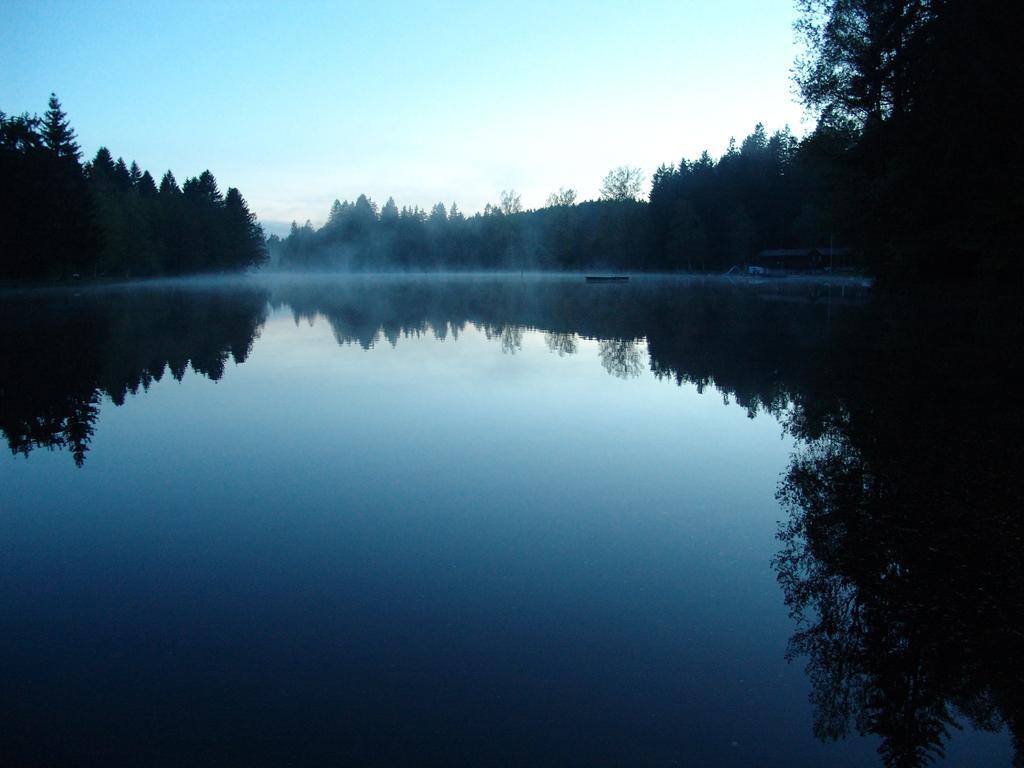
[1,275,1018,766]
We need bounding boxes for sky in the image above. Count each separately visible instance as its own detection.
[1,0,808,234]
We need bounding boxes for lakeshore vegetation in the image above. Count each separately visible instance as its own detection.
[0,95,266,281]
[2,1,1018,284]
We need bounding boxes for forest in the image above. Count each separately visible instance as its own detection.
[269,123,839,274]
[2,1,1019,283]
[267,0,1021,282]
[0,95,267,281]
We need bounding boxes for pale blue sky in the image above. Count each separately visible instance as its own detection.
[1,1,807,233]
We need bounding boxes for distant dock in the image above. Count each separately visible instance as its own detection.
[585,275,629,283]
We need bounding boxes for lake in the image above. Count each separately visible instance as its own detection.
[1,274,1019,767]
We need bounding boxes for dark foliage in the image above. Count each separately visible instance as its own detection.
[0,97,100,280]
[646,125,858,272]
[0,95,266,280]
[272,1,1019,281]
[269,122,856,275]
[794,0,1024,280]
[270,193,652,273]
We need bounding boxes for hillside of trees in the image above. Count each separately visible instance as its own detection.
[270,125,843,274]
[0,95,266,281]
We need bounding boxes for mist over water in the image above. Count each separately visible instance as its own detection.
[1,274,1019,767]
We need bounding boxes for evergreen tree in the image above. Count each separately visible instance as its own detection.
[158,170,180,196]
[183,170,223,207]
[41,93,80,161]
[1,95,100,278]
[224,187,267,269]
[88,147,115,180]
[381,197,399,223]
[128,161,142,188]
[3,94,267,280]
[137,171,157,198]
[429,202,447,223]
[113,158,131,188]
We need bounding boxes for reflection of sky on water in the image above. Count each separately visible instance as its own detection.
[0,279,1013,766]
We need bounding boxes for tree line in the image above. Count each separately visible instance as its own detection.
[0,94,266,280]
[270,128,843,274]
[275,0,1019,280]
[5,0,1017,283]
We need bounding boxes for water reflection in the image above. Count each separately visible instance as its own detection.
[599,338,645,379]
[2,275,864,464]
[0,282,268,465]
[1,274,1018,765]
[772,290,1024,766]
[484,323,525,355]
[544,331,578,356]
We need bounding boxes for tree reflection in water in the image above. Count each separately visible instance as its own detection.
[484,323,524,355]
[598,338,645,379]
[544,331,578,357]
[773,290,1024,767]
[2,275,1020,765]
[0,281,269,465]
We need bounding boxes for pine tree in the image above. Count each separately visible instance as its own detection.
[158,170,180,196]
[183,170,223,207]
[41,93,80,161]
[88,147,115,180]
[129,161,142,187]
[224,187,266,268]
[113,157,131,188]
[327,199,344,225]
[137,171,157,198]
[381,196,399,222]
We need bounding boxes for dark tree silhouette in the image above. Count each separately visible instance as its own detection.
[41,93,80,160]
[0,94,267,281]
[794,0,1024,277]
